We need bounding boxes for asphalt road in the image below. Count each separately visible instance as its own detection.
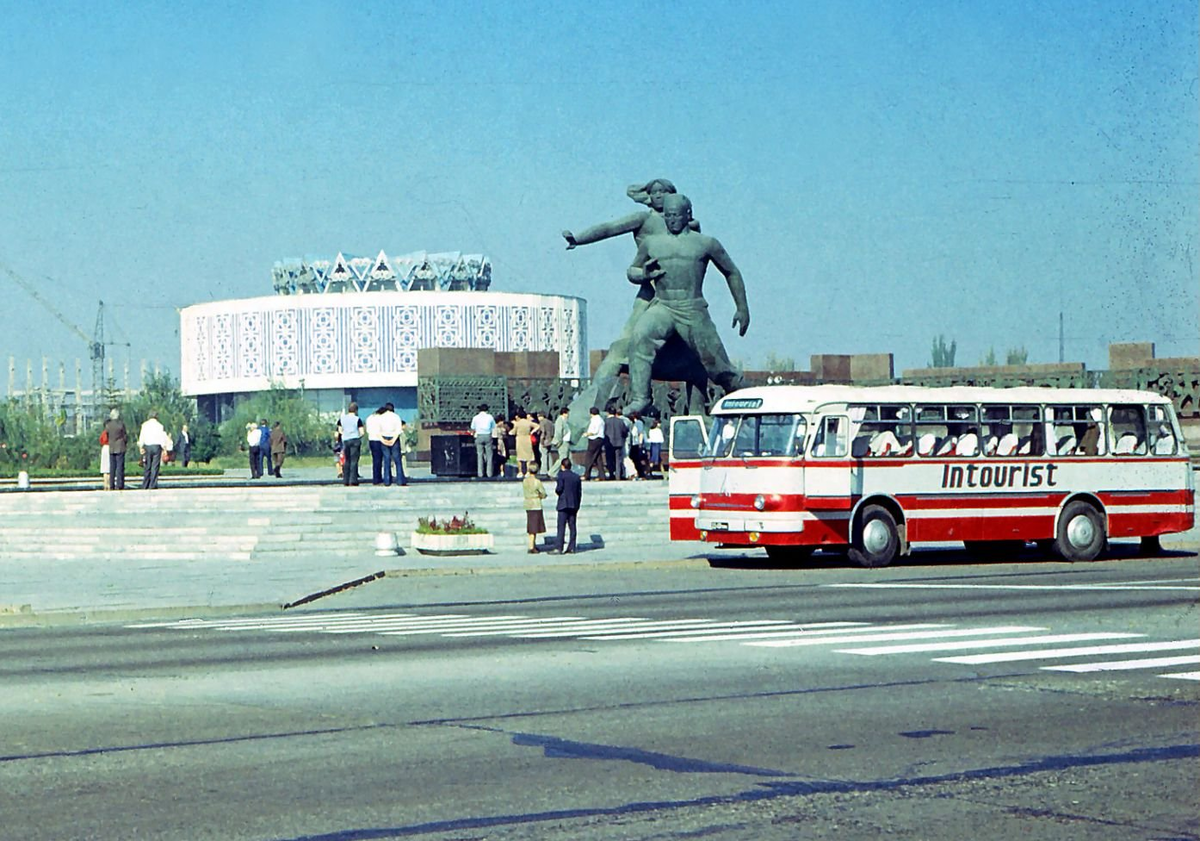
[2,551,1197,841]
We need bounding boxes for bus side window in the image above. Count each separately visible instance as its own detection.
[1109,405,1147,456]
[1017,424,1046,456]
[812,416,848,457]
[1148,406,1177,455]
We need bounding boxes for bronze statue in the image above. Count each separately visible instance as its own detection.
[623,194,748,415]
[562,178,701,385]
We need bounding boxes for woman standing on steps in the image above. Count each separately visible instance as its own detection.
[522,461,547,553]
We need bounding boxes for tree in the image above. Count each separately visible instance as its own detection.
[0,398,94,472]
[1005,346,1029,366]
[217,383,330,458]
[761,352,797,371]
[981,347,998,366]
[929,335,957,368]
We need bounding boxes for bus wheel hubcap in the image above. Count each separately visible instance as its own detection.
[1067,515,1095,548]
[863,520,891,554]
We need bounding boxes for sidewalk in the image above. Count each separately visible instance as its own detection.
[0,465,716,623]
[1,465,1197,626]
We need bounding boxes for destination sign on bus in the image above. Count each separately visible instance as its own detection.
[720,397,763,410]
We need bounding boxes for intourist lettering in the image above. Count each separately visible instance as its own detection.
[940,462,1058,489]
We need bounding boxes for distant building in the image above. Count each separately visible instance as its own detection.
[181,249,586,422]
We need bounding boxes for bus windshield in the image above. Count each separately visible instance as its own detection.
[706,414,807,458]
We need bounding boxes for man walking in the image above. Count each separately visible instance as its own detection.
[582,406,606,480]
[553,457,582,554]
[337,403,365,486]
[258,419,271,480]
[379,403,406,486]
[471,403,496,478]
[269,421,287,478]
[246,422,263,479]
[137,410,170,489]
[103,409,128,490]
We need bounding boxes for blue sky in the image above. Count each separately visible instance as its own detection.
[1,1,1196,392]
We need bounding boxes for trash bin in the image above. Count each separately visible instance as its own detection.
[430,435,477,477]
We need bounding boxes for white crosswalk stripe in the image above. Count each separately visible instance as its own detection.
[127,613,1200,683]
[582,621,865,641]
[933,639,1200,665]
[743,625,1047,648]
[837,632,1143,655]
[1042,654,1200,673]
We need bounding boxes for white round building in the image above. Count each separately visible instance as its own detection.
[180,251,587,421]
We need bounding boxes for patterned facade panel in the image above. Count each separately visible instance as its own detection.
[389,305,420,375]
[238,312,264,378]
[212,314,234,381]
[308,307,340,375]
[179,292,587,395]
[350,307,381,373]
[272,309,300,377]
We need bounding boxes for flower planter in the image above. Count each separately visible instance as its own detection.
[410,531,494,556]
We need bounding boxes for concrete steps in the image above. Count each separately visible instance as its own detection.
[0,479,672,562]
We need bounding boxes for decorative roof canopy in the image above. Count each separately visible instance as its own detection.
[271,250,492,295]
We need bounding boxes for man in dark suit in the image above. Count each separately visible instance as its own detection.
[603,406,628,480]
[553,458,582,554]
[174,423,192,468]
[103,408,128,490]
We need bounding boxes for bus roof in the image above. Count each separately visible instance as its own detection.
[712,384,1175,414]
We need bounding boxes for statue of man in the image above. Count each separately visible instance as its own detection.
[623,193,749,415]
[562,178,700,385]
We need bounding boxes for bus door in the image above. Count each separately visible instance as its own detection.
[668,415,708,541]
[806,413,854,542]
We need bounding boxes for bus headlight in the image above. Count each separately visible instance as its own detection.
[753,494,766,511]
[690,495,701,509]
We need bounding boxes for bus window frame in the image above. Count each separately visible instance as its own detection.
[810,414,849,458]
[711,413,807,459]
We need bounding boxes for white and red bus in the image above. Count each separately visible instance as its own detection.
[668,385,1194,566]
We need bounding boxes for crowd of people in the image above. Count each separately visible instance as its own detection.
[100,409,193,491]
[469,403,664,482]
[95,400,654,555]
[245,418,288,479]
[334,402,409,487]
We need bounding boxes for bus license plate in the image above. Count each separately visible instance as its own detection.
[709,522,729,531]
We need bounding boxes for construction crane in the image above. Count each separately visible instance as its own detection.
[0,259,111,399]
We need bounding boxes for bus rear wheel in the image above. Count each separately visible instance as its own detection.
[1054,501,1106,562]
[849,505,899,568]
[765,545,815,565]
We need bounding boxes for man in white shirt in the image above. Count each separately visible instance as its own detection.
[246,421,263,479]
[137,410,170,489]
[379,402,406,486]
[583,406,607,480]
[365,406,386,485]
[471,404,496,478]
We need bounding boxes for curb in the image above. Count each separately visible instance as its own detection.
[0,554,716,628]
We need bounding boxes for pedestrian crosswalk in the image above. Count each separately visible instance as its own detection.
[128,612,1200,684]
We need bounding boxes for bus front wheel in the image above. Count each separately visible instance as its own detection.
[1054,501,1106,562]
[850,505,899,568]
